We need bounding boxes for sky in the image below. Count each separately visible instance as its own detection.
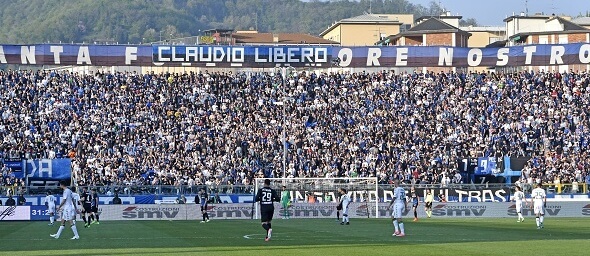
[409,0,590,25]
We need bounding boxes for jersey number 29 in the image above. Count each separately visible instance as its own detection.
[262,192,272,202]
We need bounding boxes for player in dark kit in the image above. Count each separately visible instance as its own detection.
[336,188,343,221]
[195,188,210,223]
[81,188,92,228]
[90,188,100,224]
[255,179,279,242]
[410,187,419,222]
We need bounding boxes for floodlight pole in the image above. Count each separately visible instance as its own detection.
[281,67,287,178]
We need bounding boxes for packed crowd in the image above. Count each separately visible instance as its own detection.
[1,68,590,191]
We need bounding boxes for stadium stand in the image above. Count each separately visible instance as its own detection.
[0,69,589,192]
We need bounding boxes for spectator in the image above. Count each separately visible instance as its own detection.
[17,194,26,205]
[176,195,186,204]
[307,192,316,203]
[112,193,122,204]
[0,68,588,190]
[5,195,16,206]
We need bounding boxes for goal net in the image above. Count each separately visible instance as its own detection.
[253,177,379,219]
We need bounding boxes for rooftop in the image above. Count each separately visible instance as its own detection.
[415,14,463,23]
[572,16,590,25]
[460,26,506,32]
[546,16,588,31]
[503,14,572,22]
[202,29,234,34]
[319,14,403,36]
[385,17,470,42]
[233,32,338,45]
[340,14,396,23]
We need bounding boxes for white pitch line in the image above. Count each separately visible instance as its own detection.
[243,230,335,240]
[2,236,241,241]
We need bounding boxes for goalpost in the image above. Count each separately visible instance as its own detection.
[254,177,379,219]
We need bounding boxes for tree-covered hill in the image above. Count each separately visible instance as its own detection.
[0,0,450,44]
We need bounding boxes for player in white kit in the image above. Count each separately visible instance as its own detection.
[339,188,351,225]
[71,187,81,221]
[44,191,57,225]
[531,183,547,229]
[387,180,407,237]
[50,181,80,240]
[512,186,528,222]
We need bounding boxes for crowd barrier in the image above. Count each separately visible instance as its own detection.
[2,185,589,207]
[4,202,589,221]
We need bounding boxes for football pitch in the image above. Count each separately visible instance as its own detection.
[0,218,588,256]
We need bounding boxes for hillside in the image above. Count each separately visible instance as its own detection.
[0,0,452,44]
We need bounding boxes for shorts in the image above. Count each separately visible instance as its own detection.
[412,203,418,208]
[515,202,523,213]
[392,204,404,219]
[336,203,343,211]
[261,208,274,222]
[47,205,56,214]
[425,202,432,208]
[61,207,76,221]
[200,204,208,212]
[91,206,98,213]
[533,203,544,215]
[342,203,349,215]
[83,204,92,213]
[281,202,289,209]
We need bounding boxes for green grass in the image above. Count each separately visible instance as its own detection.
[0,218,588,256]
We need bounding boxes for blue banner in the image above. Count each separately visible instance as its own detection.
[152,45,329,68]
[13,159,72,180]
[2,160,22,171]
[0,43,589,67]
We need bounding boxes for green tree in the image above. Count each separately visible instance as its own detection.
[0,0,482,44]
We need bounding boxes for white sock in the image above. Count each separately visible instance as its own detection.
[399,222,405,234]
[393,220,399,232]
[536,217,540,227]
[50,216,54,224]
[56,225,65,237]
[71,225,79,237]
[345,216,349,223]
[517,213,523,220]
[539,216,544,224]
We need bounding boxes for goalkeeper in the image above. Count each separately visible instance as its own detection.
[281,185,291,219]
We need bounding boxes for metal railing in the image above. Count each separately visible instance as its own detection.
[2,183,588,197]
